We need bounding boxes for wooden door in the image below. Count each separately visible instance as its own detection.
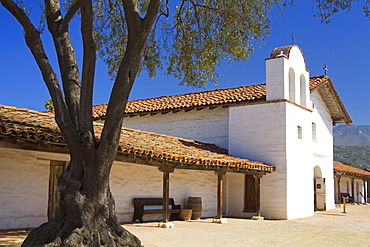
[48,161,66,221]
[244,174,257,212]
[314,178,326,211]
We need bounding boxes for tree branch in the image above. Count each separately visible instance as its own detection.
[79,0,96,136]
[59,0,81,34]
[0,0,78,144]
[98,0,160,172]
[143,0,160,31]
[122,0,142,34]
[44,0,81,131]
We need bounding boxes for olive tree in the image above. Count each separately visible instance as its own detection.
[1,0,290,246]
[313,0,370,23]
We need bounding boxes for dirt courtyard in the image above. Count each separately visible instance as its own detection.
[1,204,369,247]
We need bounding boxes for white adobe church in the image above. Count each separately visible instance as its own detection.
[106,45,352,220]
[0,45,356,229]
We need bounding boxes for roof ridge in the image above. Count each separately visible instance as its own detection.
[0,104,52,117]
[128,82,266,103]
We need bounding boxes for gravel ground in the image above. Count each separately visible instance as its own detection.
[1,204,369,247]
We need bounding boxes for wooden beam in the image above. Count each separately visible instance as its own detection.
[150,111,160,116]
[161,109,172,115]
[172,109,182,113]
[196,106,207,111]
[184,107,195,112]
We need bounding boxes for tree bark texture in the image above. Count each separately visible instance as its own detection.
[1,0,160,246]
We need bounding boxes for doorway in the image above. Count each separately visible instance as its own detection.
[314,166,325,211]
[48,161,67,221]
[244,174,257,212]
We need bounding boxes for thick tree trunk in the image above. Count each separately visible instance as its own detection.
[22,156,142,247]
[1,1,160,246]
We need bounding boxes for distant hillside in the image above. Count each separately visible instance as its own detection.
[334,145,370,169]
[333,125,370,146]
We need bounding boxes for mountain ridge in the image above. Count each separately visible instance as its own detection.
[333,125,370,146]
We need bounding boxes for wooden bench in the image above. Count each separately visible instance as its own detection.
[132,198,181,223]
[341,193,352,203]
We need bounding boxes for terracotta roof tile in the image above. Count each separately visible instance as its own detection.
[334,161,370,179]
[0,105,274,172]
[92,76,329,119]
[309,75,329,90]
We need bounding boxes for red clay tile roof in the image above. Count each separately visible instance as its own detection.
[309,75,329,90]
[334,161,370,179]
[0,105,64,143]
[92,75,332,120]
[0,105,274,172]
[93,83,267,119]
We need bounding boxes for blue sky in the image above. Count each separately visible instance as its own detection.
[0,1,369,125]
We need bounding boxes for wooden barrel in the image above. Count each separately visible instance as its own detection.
[187,197,202,220]
[179,209,192,221]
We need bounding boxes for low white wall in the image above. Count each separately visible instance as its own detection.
[123,107,229,149]
[0,148,220,229]
[0,148,49,229]
[110,162,218,222]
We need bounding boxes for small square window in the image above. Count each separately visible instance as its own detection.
[312,123,317,140]
[298,126,302,139]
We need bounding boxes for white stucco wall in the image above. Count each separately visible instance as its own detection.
[285,103,314,219]
[0,147,220,229]
[122,107,229,149]
[229,102,289,219]
[229,94,335,219]
[229,100,320,220]
[0,148,49,229]
[311,90,335,210]
[110,162,218,223]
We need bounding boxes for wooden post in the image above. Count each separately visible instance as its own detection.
[342,197,347,213]
[214,170,226,223]
[158,166,174,224]
[351,178,355,204]
[163,171,169,223]
[217,173,223,219]
[337,175,341,204]
[363,179,367,204]
[254,174,262,217]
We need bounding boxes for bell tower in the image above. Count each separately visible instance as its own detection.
[229,45,314,219]
[266,45,310,108]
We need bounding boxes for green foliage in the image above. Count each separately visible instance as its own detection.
[334,145,370,169]
[45,99,54,110]
[343,161,353,167]
[313,0,370,23]
[93,0,294,88]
